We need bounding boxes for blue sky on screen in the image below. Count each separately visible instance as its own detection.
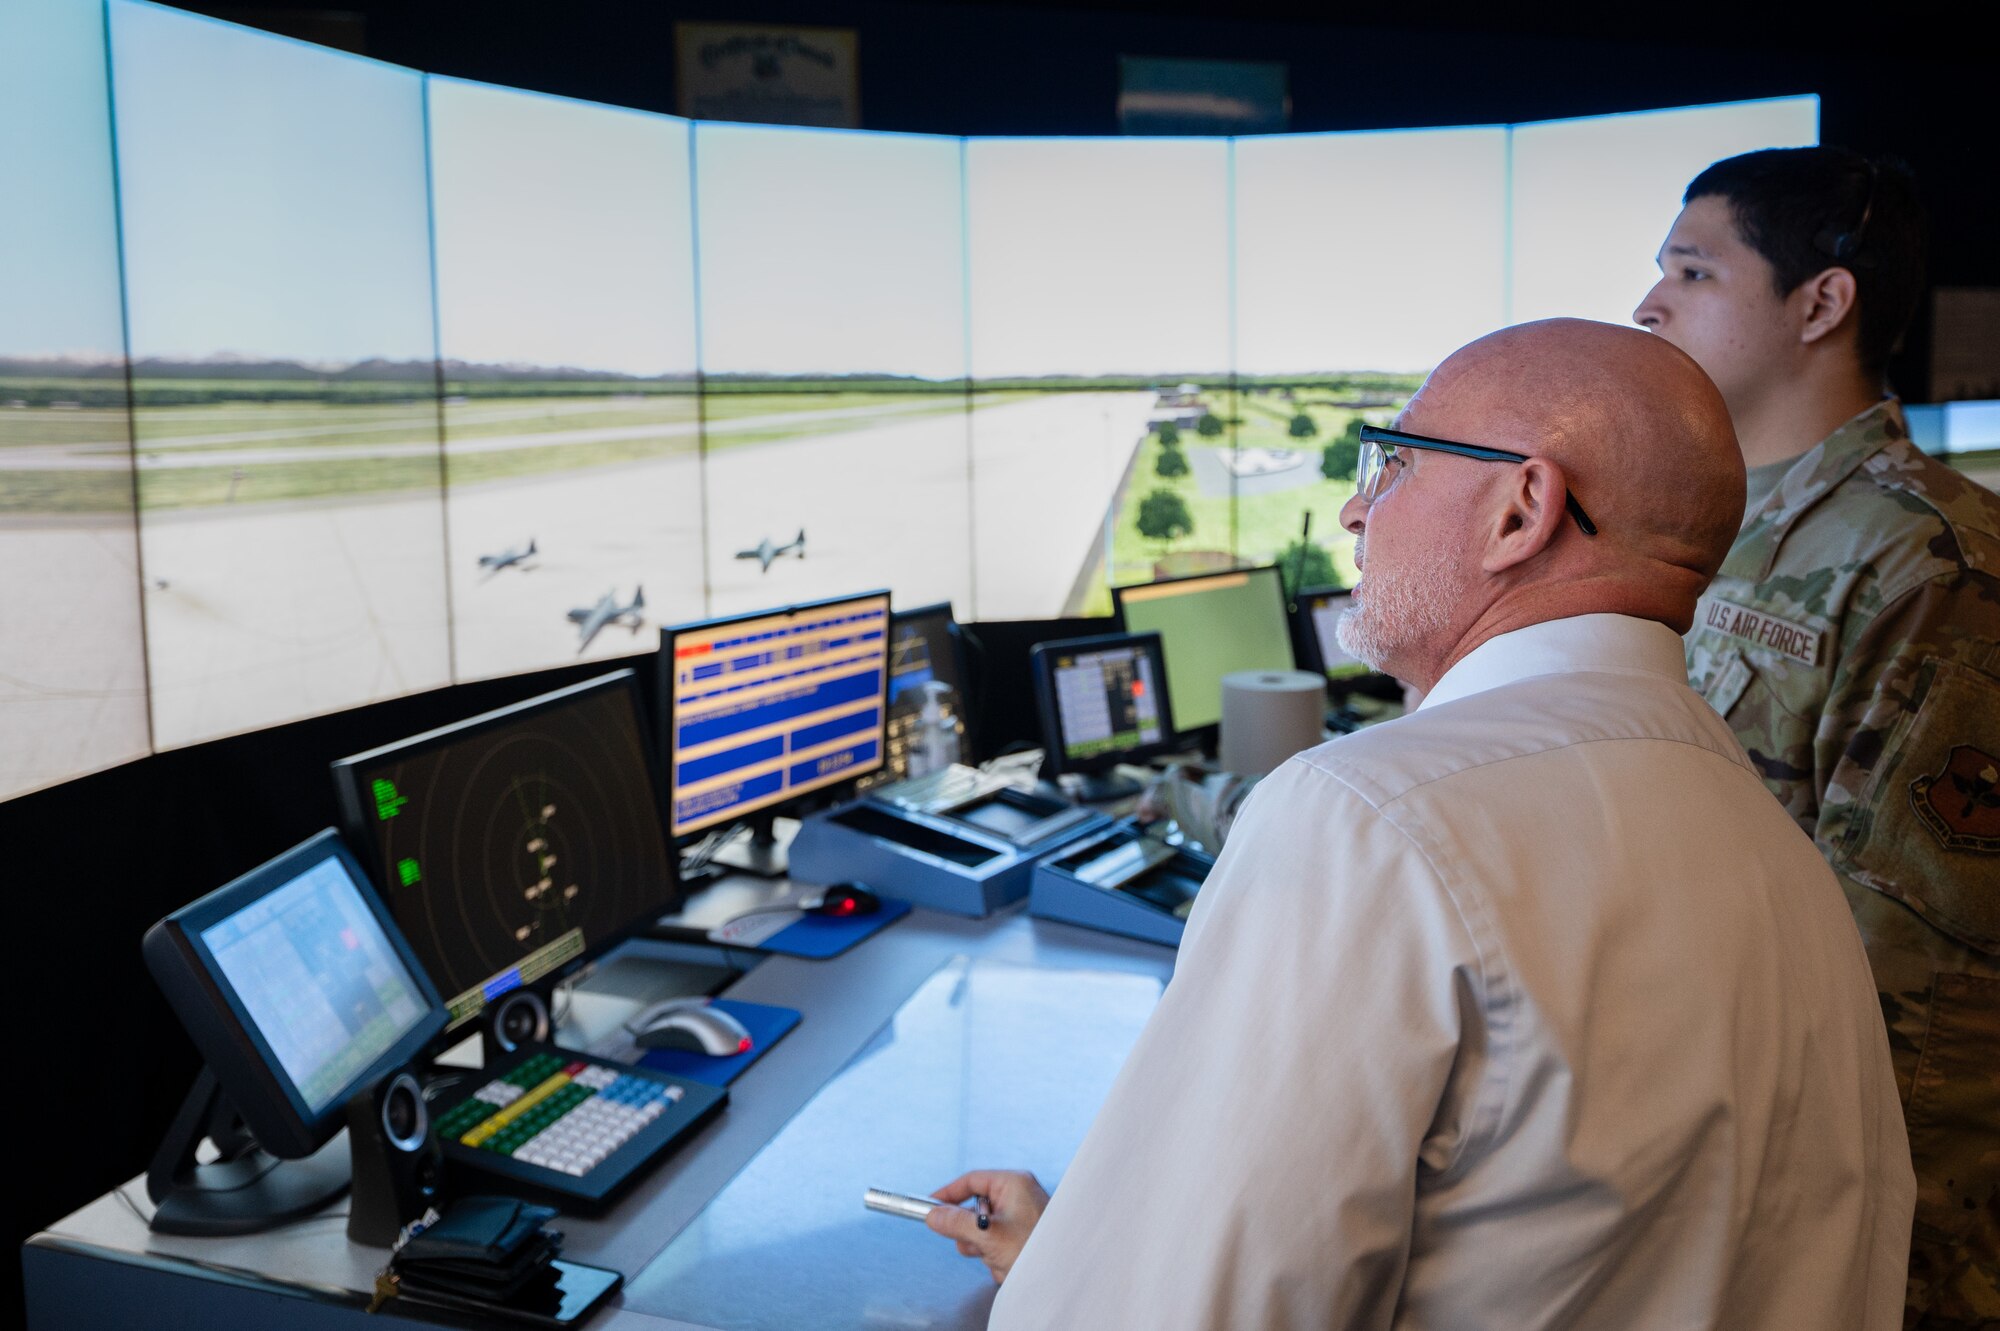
[694,123,968,381]
[1234,126,1507,376]
[109,0,437,367]
[1510,95,1820,328]
[0,0,126,361]
[967,137,1232,380]
[428,77,697,378]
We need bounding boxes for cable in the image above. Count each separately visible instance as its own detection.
[551,964,592,1027]
[713,898,814,927]
[116,1183,350,1229]
[114,1184,153,1226]
[679,822,749,878]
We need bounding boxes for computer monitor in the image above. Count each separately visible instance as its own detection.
[142,829,446,1229]
[1295,585,1370,680]
[1112,566,1295,734]
[659,590,891,850]
[1031,631,1176,800]
[863,601,972,789]
[331,670,679,1032]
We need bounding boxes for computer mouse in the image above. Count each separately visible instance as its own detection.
[630,1000,753,1057]
[805,883,880,918]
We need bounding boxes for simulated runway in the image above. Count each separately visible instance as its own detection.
[4,391,1151,758]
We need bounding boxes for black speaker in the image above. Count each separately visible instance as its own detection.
[346,1069,444,1247]
[486,988,551,1058]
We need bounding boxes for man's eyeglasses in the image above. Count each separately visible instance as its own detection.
[1355,425,1599,537]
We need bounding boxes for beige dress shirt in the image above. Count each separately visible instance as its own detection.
[992,613,1912,1330]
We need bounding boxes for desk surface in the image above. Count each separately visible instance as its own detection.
[26,894,1176,1331]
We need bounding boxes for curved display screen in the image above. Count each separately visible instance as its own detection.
[1,0,1818,799]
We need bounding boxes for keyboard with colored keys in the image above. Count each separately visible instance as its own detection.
[432,1047,727,1212]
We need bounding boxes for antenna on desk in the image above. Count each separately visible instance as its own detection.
[1286,510,1312,614]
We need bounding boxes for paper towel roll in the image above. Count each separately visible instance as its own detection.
[1219,669,1327,777]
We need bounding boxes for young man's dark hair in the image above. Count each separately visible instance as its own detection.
[1684,146,1926,379]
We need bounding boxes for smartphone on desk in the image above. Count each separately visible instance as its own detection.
[390,1258,621,1328]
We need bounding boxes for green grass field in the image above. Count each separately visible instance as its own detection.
[1080,385,1414,616]
[0,404,129,451]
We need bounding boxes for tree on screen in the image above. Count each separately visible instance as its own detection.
[1196,412,1225,439]
[1322,418,1364,481]
[1136,489,1194,549]
[1288,412,1318,439]
[1157,421,1181,448]
[1278,539,1338,597]
[1155,444,1189,479]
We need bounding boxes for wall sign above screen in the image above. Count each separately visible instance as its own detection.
[2,0,1818,801]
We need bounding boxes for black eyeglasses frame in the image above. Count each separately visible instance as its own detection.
[1355,424,1599,537]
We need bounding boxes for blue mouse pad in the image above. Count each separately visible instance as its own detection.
[707,897,912,959]
[636,999,801,1087]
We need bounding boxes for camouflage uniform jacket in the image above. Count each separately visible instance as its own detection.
[1684,398,2000,1328]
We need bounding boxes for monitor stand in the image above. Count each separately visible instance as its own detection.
[146,1066,348,1236]
[1070,771,1144,803]
[708,813,798,879]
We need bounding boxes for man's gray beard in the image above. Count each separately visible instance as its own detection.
[1335,532,1457,672]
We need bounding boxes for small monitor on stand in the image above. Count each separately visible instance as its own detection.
[1293,584,1406,727]
[659,590,892,879]
[1294,585,1370,681]
[142,830,447,1235]
[331,670,681,1039]
[1031,631,1178,801]
[1113,565,1295,744]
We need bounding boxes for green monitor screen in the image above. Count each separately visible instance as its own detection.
[1114,567,1294,731]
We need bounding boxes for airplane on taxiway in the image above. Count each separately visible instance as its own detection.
[736,528,805,574]
[478,538,537,574]
[568,585,644,654]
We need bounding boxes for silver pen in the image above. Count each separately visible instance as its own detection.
[864,1187,939,1221]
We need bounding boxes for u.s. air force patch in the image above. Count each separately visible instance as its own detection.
[1910,744,2000,853]
[1697,597,1823,667]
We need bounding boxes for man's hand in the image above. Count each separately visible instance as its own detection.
[924,1169,1049,1285]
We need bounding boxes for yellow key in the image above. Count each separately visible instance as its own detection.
[461,1073,570,1147]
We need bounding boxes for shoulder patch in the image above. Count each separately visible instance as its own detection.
[1698,596,1822,667]
[1910,745,2000,854]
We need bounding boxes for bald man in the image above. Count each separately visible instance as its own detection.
[927,320,1912,1329]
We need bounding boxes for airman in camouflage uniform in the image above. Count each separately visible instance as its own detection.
[1641,148,1998,1329]
[1684,400,2000,1326]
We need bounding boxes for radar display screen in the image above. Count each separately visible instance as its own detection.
[337,673,677,1029]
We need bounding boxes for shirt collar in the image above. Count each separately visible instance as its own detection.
[1719,397,1906,582]
[1416,613,1690,712]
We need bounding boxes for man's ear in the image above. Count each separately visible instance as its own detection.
[1482,457,1568,574]
[1796,266,1860,348]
